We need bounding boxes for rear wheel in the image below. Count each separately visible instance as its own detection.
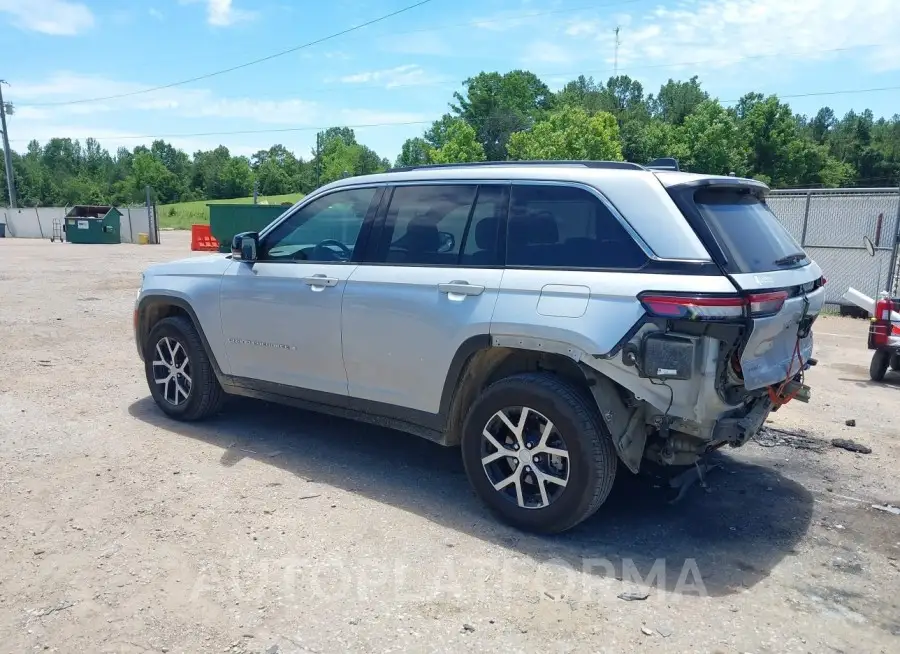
[144,316,226,420]
[460,372,617,534]
[890,354,900,371]
[870,349,890,382]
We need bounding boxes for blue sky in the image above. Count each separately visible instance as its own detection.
[2,0,899,162]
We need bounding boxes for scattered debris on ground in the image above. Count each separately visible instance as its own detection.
[617,589,650,601]
[755,426,827,452]
[845,419,857,427]
[831,438,872,454]
[871,504,900,515]
[31,601,74,618]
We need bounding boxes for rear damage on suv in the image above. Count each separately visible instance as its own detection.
[581,176,825,474]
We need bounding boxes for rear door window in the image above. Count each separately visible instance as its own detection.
[693,188,808,273]
[374,185,477,266]
[506,184,647,269]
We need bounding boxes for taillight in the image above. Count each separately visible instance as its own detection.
[639,290,788,322]
[870,319,890,348]
[639,294,746,321]
[747,291,788,316]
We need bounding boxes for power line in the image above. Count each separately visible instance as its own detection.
[11,81,900,145]
[18,0,438,107]
[7,120,433,143]
[14,0,651,109]
[323,42,889,96]
[720,84,900,104]
[75,41,877,101]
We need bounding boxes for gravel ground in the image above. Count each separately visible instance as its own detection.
[0,232,898,653]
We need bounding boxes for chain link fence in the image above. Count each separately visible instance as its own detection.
[767,188,900,305]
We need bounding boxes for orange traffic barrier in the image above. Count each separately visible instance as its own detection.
[191,224,219,252]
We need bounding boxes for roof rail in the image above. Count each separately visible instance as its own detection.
[646,157,680,171]
[390,160,646,173]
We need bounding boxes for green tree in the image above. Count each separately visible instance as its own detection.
[507,106,623,161]
[132,151,180,203]
[396,137,431,167]
[256,158,290,195]
[429,120,485,163]
[651,76,708,125]
[675,100,746,175]
[451,70,554,160]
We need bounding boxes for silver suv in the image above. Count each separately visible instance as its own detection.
[135,160,825,533]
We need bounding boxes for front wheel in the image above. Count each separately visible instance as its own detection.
[460,372,617,534]
[144,315,226,421]
[870,349,890,382]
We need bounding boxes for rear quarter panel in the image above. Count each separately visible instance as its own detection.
[491,269,737,357]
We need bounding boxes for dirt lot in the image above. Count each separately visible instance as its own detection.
[0,232,898,653]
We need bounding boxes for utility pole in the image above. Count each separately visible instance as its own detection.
[315,131,321,188]
[613,27,621,78]
[0,80,17,208]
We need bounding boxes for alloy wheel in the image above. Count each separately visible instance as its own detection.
[480,406,570,509]
[152,336,193,406]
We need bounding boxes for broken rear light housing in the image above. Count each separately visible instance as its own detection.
[638,291,788,321]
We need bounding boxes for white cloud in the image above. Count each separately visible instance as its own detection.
[0,0,94,35]
[7,72,428,156]
[338,65,431,89]
[523,0,900,77]
[181,0,255,27]
[206,0,252,26]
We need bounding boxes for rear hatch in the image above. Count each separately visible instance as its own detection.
[668,180,826,391]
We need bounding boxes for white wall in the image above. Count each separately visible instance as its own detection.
[0,206,153,244]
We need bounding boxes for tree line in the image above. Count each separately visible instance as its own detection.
[2,71,898,207]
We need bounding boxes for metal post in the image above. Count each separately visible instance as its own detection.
[34,206,44,239]
[126,206,134,244]
[145,186,158,245]
[799,190,812,247]
[315,131,321,188]
[253,179,259,204]
[889,187,900,295]
[0,80,17,208]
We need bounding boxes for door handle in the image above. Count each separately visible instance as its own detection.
[438,281,484,296]
[302,274,339,287]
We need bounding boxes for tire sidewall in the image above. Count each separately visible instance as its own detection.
[144,320,204,418]
[461,378,604,532]
[870,349,890,382]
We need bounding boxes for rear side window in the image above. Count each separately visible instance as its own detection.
[693,188,807,273]
[506,185,647,269]
[460,185,507,266]
[376,185,476,265]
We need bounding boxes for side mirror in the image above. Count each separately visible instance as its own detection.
[864,235,876,257]
[232,231,259,261]
[437,231,456,254]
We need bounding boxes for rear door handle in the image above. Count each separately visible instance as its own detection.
[438,281,484,296]
[302,274,339,287]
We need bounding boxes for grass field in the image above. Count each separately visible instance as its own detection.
[159,192,303,229]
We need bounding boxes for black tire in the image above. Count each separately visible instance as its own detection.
[460,372,617,534]
[890,354,900,371]
[870,349,890,382]
[144,315,226,421]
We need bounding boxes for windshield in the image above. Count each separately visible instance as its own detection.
[693,187,808,273]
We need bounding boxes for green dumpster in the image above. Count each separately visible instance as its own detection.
[64,205,121,244]
[208,204,287,252]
